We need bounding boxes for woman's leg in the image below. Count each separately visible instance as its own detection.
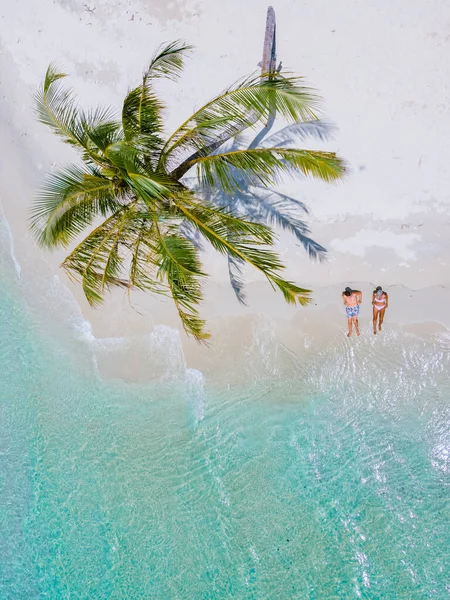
[373,306,378,334]
[378,308,386,330]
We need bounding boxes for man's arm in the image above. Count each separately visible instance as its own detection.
[355,290,362,304]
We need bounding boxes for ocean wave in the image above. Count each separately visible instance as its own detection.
[0,201,22,279]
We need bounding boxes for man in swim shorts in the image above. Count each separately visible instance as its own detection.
[372,285,388,334]
[342,286,362,337]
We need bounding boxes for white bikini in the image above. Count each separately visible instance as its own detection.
[373,294,386,311]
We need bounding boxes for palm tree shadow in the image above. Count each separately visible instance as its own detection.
[184,119,334,304]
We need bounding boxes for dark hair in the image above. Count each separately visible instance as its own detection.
[344,287,352,296]
[374,286,383,293]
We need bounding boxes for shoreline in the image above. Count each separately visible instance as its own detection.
[1,237,447,385]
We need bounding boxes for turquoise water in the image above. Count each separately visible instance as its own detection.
[1,266,450,597]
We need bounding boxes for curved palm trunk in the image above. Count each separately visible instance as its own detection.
[249,6,277,149]
[262,6,277,74]
[172,7,278,179]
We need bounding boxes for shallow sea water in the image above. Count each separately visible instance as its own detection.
[0,239,449,598]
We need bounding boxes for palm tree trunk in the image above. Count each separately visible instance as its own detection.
[248,6,277,149]
[262,6,277,74]
[172,6,278,179]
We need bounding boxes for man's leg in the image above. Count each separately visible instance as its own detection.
[347,317,353,337]
[354,316,360,336]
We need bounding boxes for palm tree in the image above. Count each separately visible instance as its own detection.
[31,41,345,341]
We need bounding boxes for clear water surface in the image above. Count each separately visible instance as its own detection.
[0,240,449,598]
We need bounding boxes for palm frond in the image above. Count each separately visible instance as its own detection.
[62,209,135,306]
[187,178,325,297]
[34,63,87,149]
[176,195,276,245]
[122,42,191,143]
[163,73,321,176]
[122,85,164,142]
[270,276,311,306]
[172,195,311,306]
[84,116,123,151]
[30,165,123,248]
[132,134,166,161]
[43,63,66,91]
[153,224,209,341]
[34,65,121,163]
[146,40,193,81]
[126,223,169,299]
[187,147,345,194]
[104,140,142,173]
[128,172,180,208]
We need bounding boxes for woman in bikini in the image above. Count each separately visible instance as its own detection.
[372,286,388,334]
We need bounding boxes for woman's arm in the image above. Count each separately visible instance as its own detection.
[372,293,375,305]
[385,293,389,308]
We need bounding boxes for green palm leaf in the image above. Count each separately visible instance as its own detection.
[34,64,87,148]
[187,147,345,193]
[122,85,164,142]
[154,225,209,341]
[62,207,140,305]
[163,73,320,175]
[172,196,311,306]
[30,165,123,248]
[147,40,193,81]
[122,41,191,143]
[63,218,123,305]
[84,117,123,152]
[128,223,167,294]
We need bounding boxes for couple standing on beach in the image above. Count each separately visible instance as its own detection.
[342,286,389,337]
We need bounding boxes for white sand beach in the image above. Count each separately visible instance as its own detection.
[1,0,450,379]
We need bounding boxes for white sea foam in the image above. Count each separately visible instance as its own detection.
[43,278,208,404]
[429,405,450,474]
[0,202,22,279]
[355,551,370,588]
[49,276,95,344]
[147,327,207,420]
[185,368,206,423]
[46,275,135,374]
[148,324,186,380]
